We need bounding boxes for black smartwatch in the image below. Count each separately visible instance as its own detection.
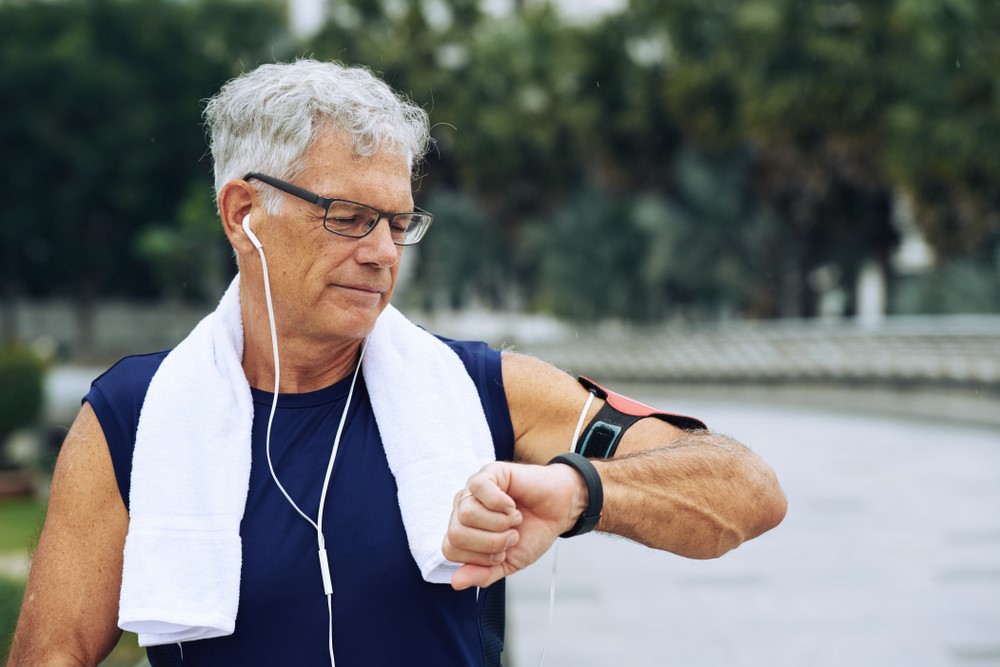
[547,452,603,538]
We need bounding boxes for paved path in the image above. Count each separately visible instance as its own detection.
[505,389,1000,667]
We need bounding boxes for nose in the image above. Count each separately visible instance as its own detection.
[357,215,401,268]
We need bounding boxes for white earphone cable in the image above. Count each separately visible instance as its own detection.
[537,389,596,667]
[252,234,361,667]
[247,216,594,667]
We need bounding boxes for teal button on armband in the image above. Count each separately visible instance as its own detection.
[547,452,603,538]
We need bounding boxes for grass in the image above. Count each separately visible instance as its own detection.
[0,497,42,663]
[0,497,47,553]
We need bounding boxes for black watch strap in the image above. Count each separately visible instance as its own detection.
[547,452,603,538]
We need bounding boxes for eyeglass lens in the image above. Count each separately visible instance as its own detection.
[324,201,430,245]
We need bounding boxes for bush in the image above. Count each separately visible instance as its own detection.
[0,346,46,452]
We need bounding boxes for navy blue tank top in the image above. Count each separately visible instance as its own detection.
[85,338,515,666]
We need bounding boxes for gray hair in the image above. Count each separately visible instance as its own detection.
[203,59,431,213]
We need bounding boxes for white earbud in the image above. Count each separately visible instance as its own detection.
[242,214,263,250]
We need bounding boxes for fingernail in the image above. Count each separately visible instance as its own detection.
[505,533,518,548]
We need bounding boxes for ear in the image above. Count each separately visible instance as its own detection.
[218,179,260,255]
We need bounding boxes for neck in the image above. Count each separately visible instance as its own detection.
[240,283,366,394]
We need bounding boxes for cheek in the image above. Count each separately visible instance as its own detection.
[282,231,343,277]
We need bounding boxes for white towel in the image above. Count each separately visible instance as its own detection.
[364,304,495,582]
[119,274,495,646]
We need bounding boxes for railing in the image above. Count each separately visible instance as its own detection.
[507,316,1000,389]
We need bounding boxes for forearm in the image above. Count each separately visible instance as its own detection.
[593,432,786,559]
[7,635,104,667]
[9,579,120,667]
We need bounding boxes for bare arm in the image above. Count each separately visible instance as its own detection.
[444,352,786,589]
[506,352,785,555]
[8,403,128,666]
[590,432,782,557]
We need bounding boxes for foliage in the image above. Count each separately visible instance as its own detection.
[411,189,511,310]
[2,0,998,326]
[135,184,234,301]
[634,148,788,319]
[0,576,26,663]
[0,0,287,305]
[0,498,46,553]
[882,0,1000,261]
[521,189,649,320]
[0,347,46,448]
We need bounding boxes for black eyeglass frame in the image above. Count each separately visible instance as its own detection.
[242,171,433,246]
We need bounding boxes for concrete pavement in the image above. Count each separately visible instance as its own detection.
[505,390,1000,667]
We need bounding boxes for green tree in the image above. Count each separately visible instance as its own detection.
[308,1,596,309]
[883,0,1000,262]
[643,0,901,317]
[521,189,647,320]
[0,0,288,346]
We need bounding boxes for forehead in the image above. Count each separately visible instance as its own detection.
[295,128,413,209]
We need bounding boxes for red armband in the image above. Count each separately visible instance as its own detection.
[575,377,707,459]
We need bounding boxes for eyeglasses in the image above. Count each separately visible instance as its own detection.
[243,172,433,246]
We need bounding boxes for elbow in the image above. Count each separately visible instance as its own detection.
[763,483,788,533]
[685,530,744,560]
[693,465,788,560]
[741,460,787,543]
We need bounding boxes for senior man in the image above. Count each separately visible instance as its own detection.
[10,59,785,666]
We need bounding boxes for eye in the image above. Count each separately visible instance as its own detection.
[326,203,373,229]
[330,214,366,226]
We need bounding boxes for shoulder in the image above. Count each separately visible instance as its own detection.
[498,351,597,463]
[434,336,504,391]
[89,350,171,404]
[84,350,171,508]
[86,350,171,429]
[436,336,494,367]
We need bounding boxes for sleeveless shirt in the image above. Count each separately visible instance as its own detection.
[85,338,514,666]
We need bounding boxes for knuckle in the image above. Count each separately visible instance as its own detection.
[441,539,456,559]
[448,530,473,551]
[457,503,474,523]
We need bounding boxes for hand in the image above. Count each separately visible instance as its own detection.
[443,461,588,590]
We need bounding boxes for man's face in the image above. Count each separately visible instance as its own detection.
[251,129,413,347]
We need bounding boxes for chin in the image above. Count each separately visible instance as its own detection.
[333,310,384,342]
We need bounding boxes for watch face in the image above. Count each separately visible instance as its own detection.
[580,421,621,458]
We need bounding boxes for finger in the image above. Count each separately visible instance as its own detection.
[454,495,522,533]
[466,467,518,514]
[444,525,519,557]
[451,563,505,591]
[442,540,510,568]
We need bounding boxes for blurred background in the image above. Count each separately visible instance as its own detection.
[0,0,997,664]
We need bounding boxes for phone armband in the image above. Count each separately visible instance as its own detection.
[574,376,707,459]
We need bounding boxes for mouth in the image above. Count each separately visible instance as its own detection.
[333,284,387,297]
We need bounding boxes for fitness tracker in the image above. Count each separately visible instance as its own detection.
[547,452,603,538]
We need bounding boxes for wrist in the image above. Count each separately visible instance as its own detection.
[547,453,603,538]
